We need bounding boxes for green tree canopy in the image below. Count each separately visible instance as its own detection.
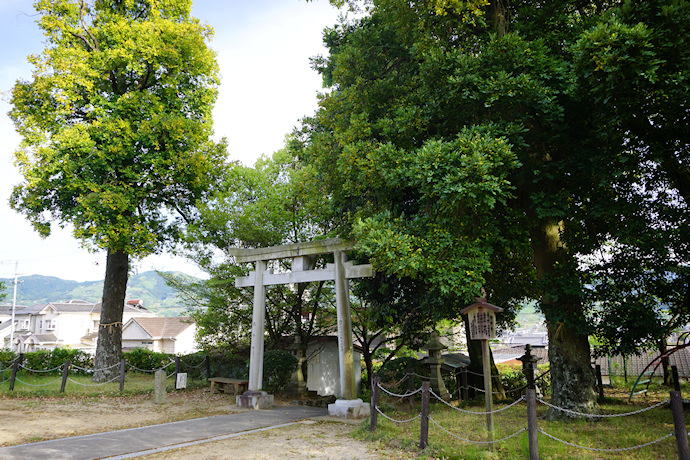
[9,0,225,379]
[299,0,688,413]
[175,148,337,353]
[569,1,690,366]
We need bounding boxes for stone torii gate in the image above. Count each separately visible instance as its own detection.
[229,238,373,417]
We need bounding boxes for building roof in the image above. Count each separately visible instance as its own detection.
[15,333,59,344]
[31,300,154,315]
[126,317,194,339]
[0,305,30,315]
[0,304,45,315]
[492,345,549,365]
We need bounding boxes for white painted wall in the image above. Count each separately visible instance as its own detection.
[306,340,361,398]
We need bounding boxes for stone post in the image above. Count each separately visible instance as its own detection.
[119,359,126,392]
[238,259,274,409]
[248,259,267,391]
[334,250,356,400]
[595,364,604,401]
[154,369,166,404]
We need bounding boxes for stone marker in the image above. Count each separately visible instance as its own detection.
[154,370,166,404]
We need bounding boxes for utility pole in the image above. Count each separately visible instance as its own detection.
[10,262,22,352]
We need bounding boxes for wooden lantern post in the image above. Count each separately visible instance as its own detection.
[461,297,503,444]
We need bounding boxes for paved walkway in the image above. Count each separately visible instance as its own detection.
[0,405,328,459]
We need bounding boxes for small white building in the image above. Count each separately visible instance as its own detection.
[306,336,362,398]
[121,317,198,355]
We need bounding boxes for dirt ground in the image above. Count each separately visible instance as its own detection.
[0,388,406,459]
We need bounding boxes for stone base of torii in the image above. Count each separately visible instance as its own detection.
[229,238,372,418]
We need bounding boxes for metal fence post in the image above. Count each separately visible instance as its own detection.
[174,356,181,384]
[460,367,469,401]
[60,360,70,393]
[9,359,19,391]
[205,355,211,380]
[419,381,430,449]
[370,375,380,432]
[119,359,126,392]
[671,389,689,460]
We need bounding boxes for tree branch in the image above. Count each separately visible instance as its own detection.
[79,0,99,52]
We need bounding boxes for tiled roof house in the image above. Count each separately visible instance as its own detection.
[122,316,197,355]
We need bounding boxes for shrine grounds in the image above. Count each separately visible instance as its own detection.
[0,372,685,459]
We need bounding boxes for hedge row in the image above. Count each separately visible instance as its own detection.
[0,348,298,393]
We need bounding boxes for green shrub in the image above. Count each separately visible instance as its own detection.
[0,349,17,365]
[497,363,551,396]
[176,352,211,380]
[22,350,53,372]
[207,352,248,379]
[49,348,93,374]
[377,357,427,394]
[263,349,297,394]
[11,349,94,375]
[124,348,172,372]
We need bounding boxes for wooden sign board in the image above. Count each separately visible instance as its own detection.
[461,298,503,341]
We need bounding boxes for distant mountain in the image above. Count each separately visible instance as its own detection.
[0,271,196,317]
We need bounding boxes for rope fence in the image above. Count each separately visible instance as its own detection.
[369,358,690,457]
[1,353,213,394]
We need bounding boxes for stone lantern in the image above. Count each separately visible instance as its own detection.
[287,335,308,397]
[422,331,451,401]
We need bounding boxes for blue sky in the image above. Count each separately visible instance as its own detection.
[0,0,342,282]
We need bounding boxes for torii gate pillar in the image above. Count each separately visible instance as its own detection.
[229,239,372,417]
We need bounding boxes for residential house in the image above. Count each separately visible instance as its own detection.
[121,316,197,355]
[1,300,156,352]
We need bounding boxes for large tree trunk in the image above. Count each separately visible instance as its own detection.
[93,249,129,382]
[530,221,597,418]
[488,0,508,37]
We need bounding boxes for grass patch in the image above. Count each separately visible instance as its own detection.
[360,379,685,459]
[0,371,208,398]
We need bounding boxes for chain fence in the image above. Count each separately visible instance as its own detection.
[538,429,676,452]
[370,372,686,457]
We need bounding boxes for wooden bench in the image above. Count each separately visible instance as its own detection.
[208,377,249,395]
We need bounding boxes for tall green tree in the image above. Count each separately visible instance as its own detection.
[299,0,689,414]
[570,1,690,382]
[9,0,225,379]
[176,148,336,355]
